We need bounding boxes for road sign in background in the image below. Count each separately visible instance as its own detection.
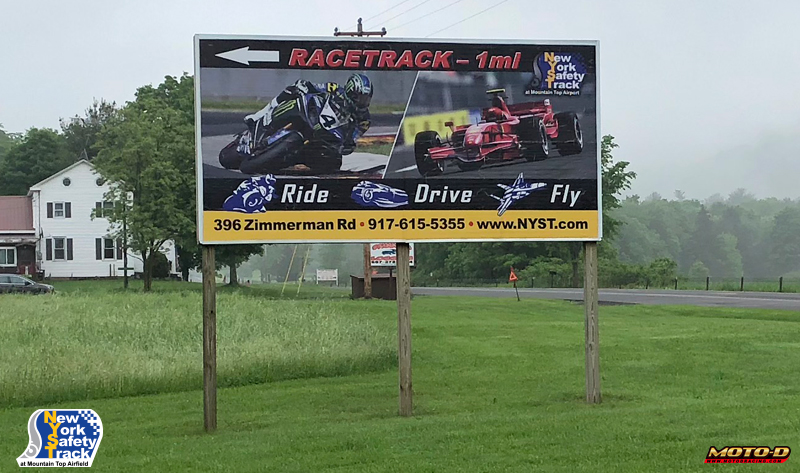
[195,35,600,244]
[316,268,338,284]
[370,242,415,267]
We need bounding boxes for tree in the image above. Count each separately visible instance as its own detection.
[60,99,119,160]
[716,233,743,277]
[216,245,264,285]
[685,205,719,275]
[600,135,637,239]
[564,135,636,287]
[688,261,710,280]
[0,128,75,195]
[768,207,800,275]
[0,124,19,161]
[94,75,195,291]
[647,258,678,287]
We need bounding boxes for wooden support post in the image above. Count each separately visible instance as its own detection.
[779,276,783,293]
[201,245,217,432]
[296,246,311,297]
[363,243,373,298]
[281,244,298,297]
[583,241,600,404]
[396,242,412,416]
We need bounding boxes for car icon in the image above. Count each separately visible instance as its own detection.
[351,181,409,208]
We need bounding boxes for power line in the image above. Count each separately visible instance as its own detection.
[391,0,467,32]
[349,0,415,29]
[425,0,511,37]
[369,0,434,30]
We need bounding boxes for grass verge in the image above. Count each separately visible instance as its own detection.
[1,295,798,471]
[0,283,392,408]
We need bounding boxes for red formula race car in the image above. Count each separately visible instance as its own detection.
[414,89,583,176]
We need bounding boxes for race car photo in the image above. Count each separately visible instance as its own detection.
[413,89,583,176]
[218,74,374,175]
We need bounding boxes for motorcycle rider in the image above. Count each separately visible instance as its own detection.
[243,73,373,155]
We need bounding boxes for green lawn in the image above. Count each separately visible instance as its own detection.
[1,288,798,471]
[0,281,387,408]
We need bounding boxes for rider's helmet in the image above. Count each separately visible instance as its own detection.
[344,74,373,112]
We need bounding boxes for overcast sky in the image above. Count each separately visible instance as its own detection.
[1,0,799,199]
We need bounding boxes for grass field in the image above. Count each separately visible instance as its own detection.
[1,283,799,471]
[0,281,390,408]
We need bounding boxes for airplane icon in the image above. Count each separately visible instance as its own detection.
[490,173,547,216]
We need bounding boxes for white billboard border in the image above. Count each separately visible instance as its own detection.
[193,34,602,245]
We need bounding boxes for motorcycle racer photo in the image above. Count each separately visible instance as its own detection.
[219,73,374,175]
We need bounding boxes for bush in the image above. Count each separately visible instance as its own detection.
[517,257,571,287]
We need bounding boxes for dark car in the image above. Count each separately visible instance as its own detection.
[0,275,54,294]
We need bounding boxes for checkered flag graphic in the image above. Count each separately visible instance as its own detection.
[78,410,102,436]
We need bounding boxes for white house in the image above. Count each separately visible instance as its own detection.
[27,160,178,278]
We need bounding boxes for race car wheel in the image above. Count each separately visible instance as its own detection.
[554,112,583,156]
[219,135,245,170]
[414,131,444,176]
[520,118,550,161]
[240,132,303,175]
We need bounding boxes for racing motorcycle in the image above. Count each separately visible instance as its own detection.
[219,91,356,175]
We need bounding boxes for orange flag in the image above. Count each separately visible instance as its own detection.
[509,267,518,282]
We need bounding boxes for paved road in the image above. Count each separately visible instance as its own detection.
[385,144,597,179]
[412,287,800,311]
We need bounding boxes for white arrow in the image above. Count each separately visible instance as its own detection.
[215,47,280,66]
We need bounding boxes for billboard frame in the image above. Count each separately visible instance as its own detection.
[193,34,602,245]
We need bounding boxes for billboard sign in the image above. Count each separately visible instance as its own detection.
[316,268,338,284]
[370,242,415,267]
[195,35,600,244]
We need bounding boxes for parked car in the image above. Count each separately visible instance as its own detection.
[0,275,54,294]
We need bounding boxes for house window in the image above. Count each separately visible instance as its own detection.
[54,202,65,218]
[0,247,16,267]
[103,238,116,259]
[96,201,115,218]
[53,237,66,261]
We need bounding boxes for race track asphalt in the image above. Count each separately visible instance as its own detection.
[384,143,598,180]
[412,287,800,311]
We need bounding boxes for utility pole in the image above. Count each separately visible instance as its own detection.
[333,19,412,416]
[334,18,387,37]
[334,18,386,300]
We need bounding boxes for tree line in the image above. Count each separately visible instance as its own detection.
[0,76,262,290]
[4,74,797,291]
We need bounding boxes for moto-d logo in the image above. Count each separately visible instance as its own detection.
[17,409,103,467]
[705,446,791,464]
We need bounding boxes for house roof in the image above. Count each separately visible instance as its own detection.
[0,196,34,231]
[28,159,94,193]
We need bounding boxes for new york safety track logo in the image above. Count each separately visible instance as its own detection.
[17,409,103,467]
[705,446,791,464]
